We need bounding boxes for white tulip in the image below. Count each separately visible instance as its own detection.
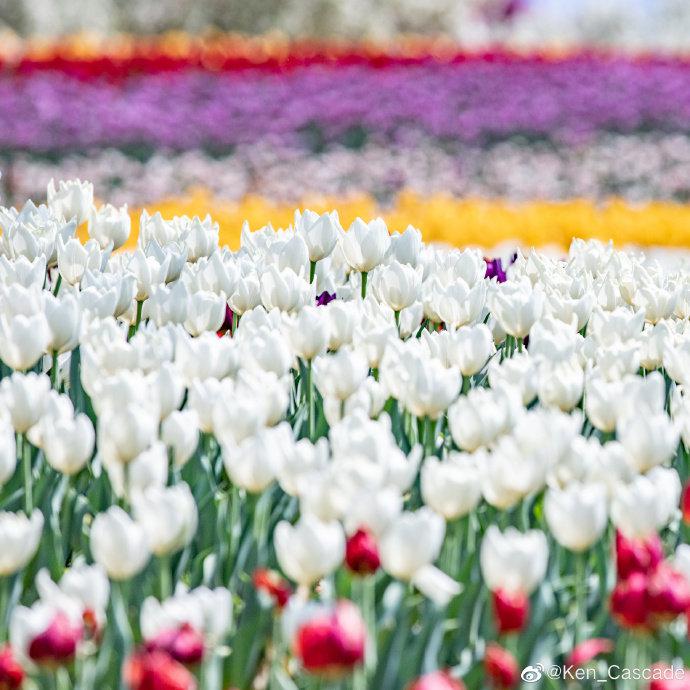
[260,266,312,313]
[43,413,94,476]
[1,372,50,433]
[537,356,584,411]
[487,353,538,405]
[145,282,189,326]
[313,348,368,401]
[183,290,226,336]
[161,410,200,468]
[388,225,422,267]
[43,292,81,354]
[448,387,517,451]
[0,510,43,576]
[421,453,482,520]
[490,281,544,339]
[544,483,608,551]
[296,210,340,263]
[47,178,93,225]
[611,470,681,538]
[0,419,16,485]
[379,508,460,605]
[57,236,108,286]
[133,483,198,556]
[286,305,330,360]
[222,424,290,492]
[104,442,168,500]
[274,513,345,585]
[617,412,679,472]
[480,526,548,594]
[0,312,50,371]
[373,261,421,312]
[88,203,131,250]
[90,506,150,580]
[340,217,390,274]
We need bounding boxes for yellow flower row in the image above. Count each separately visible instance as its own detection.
[88,190,690,251]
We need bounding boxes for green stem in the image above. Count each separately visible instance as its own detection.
[307,359,315,441]
[50,350,59,389]
[575,551,587,644]
[361,271,368,300]
[112,581,132,690]
[0,577,8,643]
[423,416,435,456]
[159,554,171,599]
[21,434,33,514]
[232,311,239,335]
[309,260,317,284]
[53,273,62,297]
[394,310,401,330]
[127,300,144,340]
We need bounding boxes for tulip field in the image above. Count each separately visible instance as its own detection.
[2,22,690,690]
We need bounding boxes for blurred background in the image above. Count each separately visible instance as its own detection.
[2,0,690,250]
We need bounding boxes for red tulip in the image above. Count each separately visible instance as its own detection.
[0,645,24,690]
[407,670,466,690]
[345,528,381,575]
[28,612,82,665]
[567,638,613,667]
[647,565,690,621]
[648,663,690,689]
[125,649,197,690]
[294,600,366,676]
[484,643,519,688]
[615,530,663,580]
[611,572,651,630]
[145,623,205,665]
[253,568,293,609]
[491,589,529,634]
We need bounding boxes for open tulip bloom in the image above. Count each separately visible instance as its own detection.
[0,180,689,688]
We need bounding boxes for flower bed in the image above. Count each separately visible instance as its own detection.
[0,180,688,689]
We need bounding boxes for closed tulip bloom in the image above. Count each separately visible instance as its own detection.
[388,225,422,267]
[57,236,108,286]
[126,247,171,301]
[228,270,261,315]
[313,348,369,401]
[260,265,312,313]
[47,178,93,225]
[146,282,189,326]
[379,508,460,605]
[492,588,529,634]
[341,217,390,273]
[407,671,466,690]
[42,413,95,475]
[325,300,360,349]
[480,526,548,596]
[103,440,167,501]
[421,454,482,520]
[447,387,517,452]
[0,645,24,689]
[544,482,608,551]
[10,603,83,668]
[286,305,330,360]
[145,623,205,666]
[88,202,131,250]
[161,410,199,468]
[345,528,381,575]
[0,510,43,576]
[274,513,345,586]
[446,324,496,376]
[537,356,584,411]
[222,428,283,493]
[296,210,340,263]
[484,643,519,689]
[90,506,151,580]
[183,291,226,336]
[490,281,545,339]
[253,568,293,609]
[97,403,158,465]
[611,472,680,539]
[487,353,538,406]
[0,312,50,371]
[616,530,664,580]
[125,649,197,690]
[610,572,652,629]
[617,412,679,473]
[373,261,421,311]
[293,600,366,676]
[0,420,16,486]
[133,483,198,557]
